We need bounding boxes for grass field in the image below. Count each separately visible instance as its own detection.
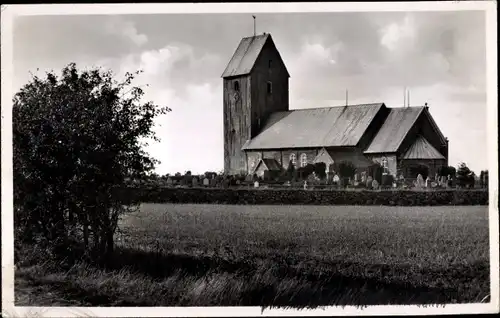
[16,203,490,307]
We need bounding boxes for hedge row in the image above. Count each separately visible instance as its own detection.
[117,187,489,206]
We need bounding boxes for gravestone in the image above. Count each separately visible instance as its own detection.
[203,178,210,186]
[192,177,199,187]
[372,179,379,190]
[425,176,430,188]
[303,181,308,190]
[254,181,259,188]
[416,174,424,188]
[166,177,173,186]
[333,174,340,184]
[366,176,373,188]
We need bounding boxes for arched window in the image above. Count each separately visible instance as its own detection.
[267,81,272,94]
[249,158,256,169]
[234,81,240,92]
[300,153,308,167]
[289,153,296,165]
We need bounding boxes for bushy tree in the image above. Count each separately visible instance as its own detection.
[13,63,170,260]
[204,171,217,179]
[438,166,456,178]
[456,162,475,188]
[313,162,327,180]
[367,163,383,183]
[337,161,356,187]
[479,170,489,188]
[285,160,295,180]
[338,161,356,178]
[296,163,315,180]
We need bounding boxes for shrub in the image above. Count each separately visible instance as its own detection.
[13,64,169,260]
[456,163,475,188]
[296,164,315,180]
[367,163,383,184]
[313,162,327,180]
[438,166,457,178]
[118,187,488,206]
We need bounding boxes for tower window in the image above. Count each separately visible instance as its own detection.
[267,81,272,94]
[234,81,240,92]
[268,60,272,68]
[300,153,308,167]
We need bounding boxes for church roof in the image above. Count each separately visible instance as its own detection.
[221,33,277,78]
[242,103,385,150]
[402,135,445,160]
[364,106,425,154]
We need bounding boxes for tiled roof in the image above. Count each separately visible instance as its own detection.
[242,103,385,150]
[402,135,445,160]
[364,107,425,154]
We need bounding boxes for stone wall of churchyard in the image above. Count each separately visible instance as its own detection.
[117,187,488,206]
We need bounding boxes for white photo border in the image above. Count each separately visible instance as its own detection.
[2,2,498,317]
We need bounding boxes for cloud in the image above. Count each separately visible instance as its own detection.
[380,15,416,52]
[104,16,148,47]
[95,43,224,174]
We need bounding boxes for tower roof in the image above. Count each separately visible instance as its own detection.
[221,33,289,78]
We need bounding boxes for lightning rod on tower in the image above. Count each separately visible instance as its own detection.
[252,15,256,36]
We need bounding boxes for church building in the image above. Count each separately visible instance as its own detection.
[222,33,449,179]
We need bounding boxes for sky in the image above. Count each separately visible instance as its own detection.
[13,11,488,175]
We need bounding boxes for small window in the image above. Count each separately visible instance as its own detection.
[267,81,272,94]
[268,60,272,68]
[234,81,240,92]
[290,153,296,165]
[300,153,307,167]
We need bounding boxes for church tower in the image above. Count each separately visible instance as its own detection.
[221,33,290,175]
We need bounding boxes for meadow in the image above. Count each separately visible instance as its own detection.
[16,203,490,307]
